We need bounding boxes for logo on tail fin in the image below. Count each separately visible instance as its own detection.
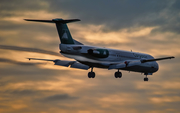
[62,31,68,40]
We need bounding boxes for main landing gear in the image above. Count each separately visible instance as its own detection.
[88,67,95,78]
[88,68,123,79]
[87,68,149,81]
[114,69,122,78]
[144,74,149,81]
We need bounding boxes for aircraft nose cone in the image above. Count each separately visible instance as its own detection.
[154,62,159,72]
[150,62,159,73]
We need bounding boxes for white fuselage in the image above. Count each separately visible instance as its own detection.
[59,44,159,74]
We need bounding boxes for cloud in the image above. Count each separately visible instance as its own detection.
[3,89,40,96]
[42,94,78,102]
[0,45,61,56]
[0,58,44,66]
[45,0,179,32]
[0,0,180,113]
[0,0,48,16]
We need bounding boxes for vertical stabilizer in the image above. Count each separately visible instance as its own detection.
[52,19,75,44]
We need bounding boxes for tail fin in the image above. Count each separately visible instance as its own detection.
[24,18,82,45]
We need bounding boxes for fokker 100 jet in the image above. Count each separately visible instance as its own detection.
[25,18,175,81]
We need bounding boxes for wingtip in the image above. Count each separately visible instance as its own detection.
[77,19,81,21]
[24,19,29,21]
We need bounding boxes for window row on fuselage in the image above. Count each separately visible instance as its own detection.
[110,54,138,59]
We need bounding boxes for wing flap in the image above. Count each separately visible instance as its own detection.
[71,62,90,70]
[54,60,75,67]
[109,63,126,70]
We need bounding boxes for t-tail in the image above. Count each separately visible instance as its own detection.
[24,18,83,45]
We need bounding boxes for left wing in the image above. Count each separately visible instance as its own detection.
[108,56,175,70]
[28,58,90,70]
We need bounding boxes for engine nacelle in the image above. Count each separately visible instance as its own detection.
[88,48,109,58]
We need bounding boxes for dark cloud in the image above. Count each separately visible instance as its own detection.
[0,105,9,109]
[20,22,61,49]
[44,0,180,35]
[152,21,180,34]
[46,0,177,31]
[0,58,43,66]
[3,89,40,96]
[172,0,180,10]
[0,0,48,17]
[0,0,180,113]
[0,45,61,56]
[0,64,69,82]
[0,20,60,50]
[42,94,78,102]
[0,0,179,34]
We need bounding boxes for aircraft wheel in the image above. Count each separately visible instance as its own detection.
[114,71,122,78]
[92,72,95,78]
[114,72,118,78]
[88,72,95,78]
[88,72,92,78]
[144,77,148,81]
[118,72,122,78]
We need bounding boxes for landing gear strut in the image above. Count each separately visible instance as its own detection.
[88,67,95,78]
[114,69,122,78]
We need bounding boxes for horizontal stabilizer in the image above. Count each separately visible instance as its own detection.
[24,18,80,24]
[24,19,54,23]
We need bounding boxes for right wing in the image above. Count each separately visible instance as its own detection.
[141,56,175,63]
[28,58,90,70]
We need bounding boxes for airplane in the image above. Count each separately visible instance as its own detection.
[25,18,175,81]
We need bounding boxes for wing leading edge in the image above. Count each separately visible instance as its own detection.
[141,56,175,63]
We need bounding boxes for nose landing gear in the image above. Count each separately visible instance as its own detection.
[143,73,151,81]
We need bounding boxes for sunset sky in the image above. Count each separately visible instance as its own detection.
[0,0,180,113]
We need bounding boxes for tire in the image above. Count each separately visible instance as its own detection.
[118,72,122,78]
[114,72,122,78]
[114,72,118,78]
[92,72,95,78]
[144,78,148,81]
[88,72,92,78]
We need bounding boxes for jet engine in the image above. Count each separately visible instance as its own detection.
[87,48,109,58]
